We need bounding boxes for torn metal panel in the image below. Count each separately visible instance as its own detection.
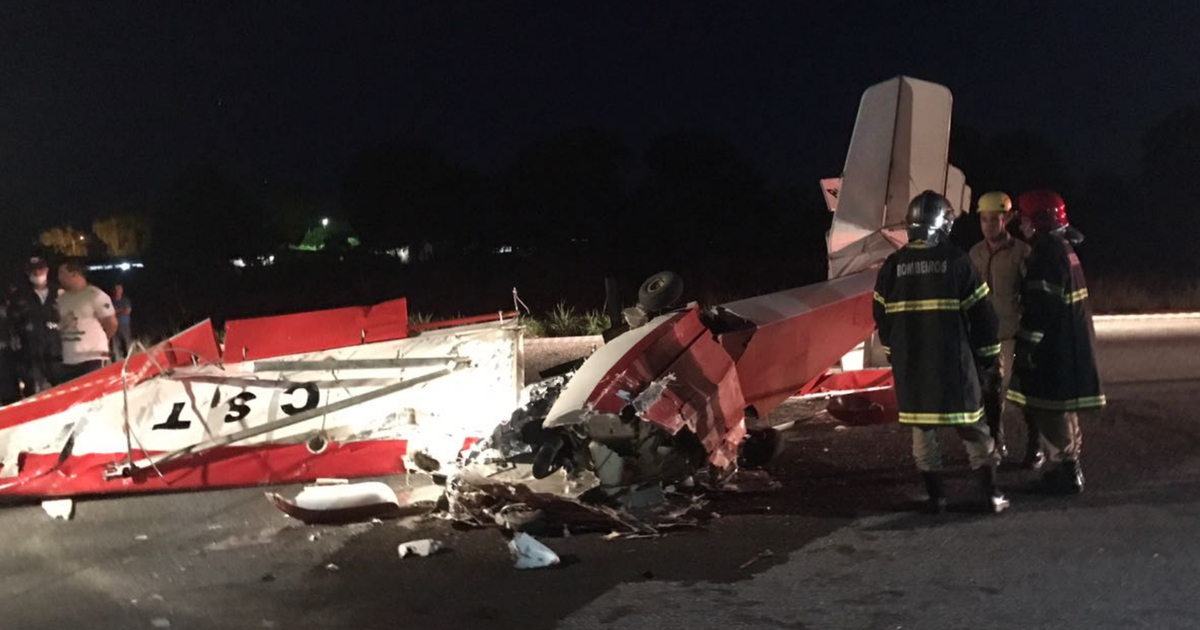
[633,330,746,469]
[0,302,522,498]
[545,310,697,429]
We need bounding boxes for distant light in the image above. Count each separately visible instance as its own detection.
[231,258,246,268]
[78,235,86,241]
[496,245,514,254]
[385,247,411,263]
[86,261,145,272]
[321,217,330,227]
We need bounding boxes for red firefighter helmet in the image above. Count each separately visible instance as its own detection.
[1016,190,1069,231]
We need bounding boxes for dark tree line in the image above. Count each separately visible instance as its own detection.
[4,107,1199,337]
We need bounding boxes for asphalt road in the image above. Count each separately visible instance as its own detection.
[2,316,1200,630]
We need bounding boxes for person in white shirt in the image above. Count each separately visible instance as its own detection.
[52,260,118,384]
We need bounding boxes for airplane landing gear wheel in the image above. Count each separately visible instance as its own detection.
[638,271,684,312]
[532,434,567,479]
[739,428,783,468]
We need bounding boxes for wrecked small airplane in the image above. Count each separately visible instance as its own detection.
[505,76,969,494]
[0,76,961,516]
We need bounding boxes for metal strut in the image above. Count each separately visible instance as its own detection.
[104,366,458,480]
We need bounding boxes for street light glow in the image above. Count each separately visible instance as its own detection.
[321,217,330,227]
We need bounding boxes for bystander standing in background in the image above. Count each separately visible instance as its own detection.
[110,283,133,360]
[52,260,117,384]
[11,256,62,396]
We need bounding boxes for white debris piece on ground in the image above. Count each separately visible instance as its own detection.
[42,498,74,520]
[294,481,398,511]
[150,618,171,628]
[397,539,442,559]
[268,480,421,524]
[134,534,149,541]
[509,533,560,569]
[325,563,340,572]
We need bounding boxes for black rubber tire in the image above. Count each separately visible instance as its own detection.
[738,428,783,469]
[638,271,684,312]
[532,434,566,479]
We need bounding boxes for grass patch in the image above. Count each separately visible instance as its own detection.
[521,302,611,338]
[1090,274,1200,313]
[408,311,435,326]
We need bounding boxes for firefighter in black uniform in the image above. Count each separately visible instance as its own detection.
[874,191,1008,514]
[1008,190,1104,494]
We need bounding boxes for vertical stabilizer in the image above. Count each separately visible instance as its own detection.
[826,77,961,278]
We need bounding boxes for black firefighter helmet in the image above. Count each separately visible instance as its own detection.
[905,190,955,246]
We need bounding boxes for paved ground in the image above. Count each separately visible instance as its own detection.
[2,317,1199,629]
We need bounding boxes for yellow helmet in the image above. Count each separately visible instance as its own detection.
[977,191,1013,213]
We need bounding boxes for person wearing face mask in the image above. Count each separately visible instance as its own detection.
[10,256,63,396]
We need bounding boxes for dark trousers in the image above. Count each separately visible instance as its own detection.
[0,348,20,405]
[112,327,133,361]
[49,360,105,386]
[17,351,57,397]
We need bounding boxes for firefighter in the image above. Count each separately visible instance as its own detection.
[969,191,1044,469]
[874,191,1008,514]
[1008,190,1105,494]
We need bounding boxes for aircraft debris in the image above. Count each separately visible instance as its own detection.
[432,374,721,536]
[41,498,74,520]
[509,533,559,569]
[0,300,522,499]
[324,562,340,572]
[739,549,776,570]
[150,619,171,629]
[397,539,442,558]
[268,480,429,524]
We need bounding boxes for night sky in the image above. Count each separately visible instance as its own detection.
[3,1,1199,225]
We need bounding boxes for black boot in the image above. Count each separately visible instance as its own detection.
[1039,461,1084,495]
[976,465,1010,514]
[921,472,947,515]
[983,379,1006,459]
[1061,460,1084,494]
[1021,428,1045,471]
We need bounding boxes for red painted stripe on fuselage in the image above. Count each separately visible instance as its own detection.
[0,439,414,497]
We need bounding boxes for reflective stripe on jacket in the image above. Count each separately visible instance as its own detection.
[1007,232,1105,411]
[873,241,1000,425]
